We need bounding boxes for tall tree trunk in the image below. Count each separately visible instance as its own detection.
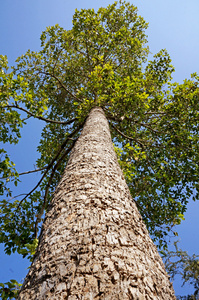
[18,107,176,300]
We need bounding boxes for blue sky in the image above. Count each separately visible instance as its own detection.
[0,0,199,297]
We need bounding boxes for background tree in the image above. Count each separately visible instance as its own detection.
[0,1,199,298]
[162,242,199,300]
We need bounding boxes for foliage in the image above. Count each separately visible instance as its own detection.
[0,240,38,299]
[177,296,199,300]
[18,238,39,260]
[161,241,199,300]
[0,1,199,297]
[0,280,22,299]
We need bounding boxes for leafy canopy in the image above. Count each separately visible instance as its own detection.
[1,1,199,263]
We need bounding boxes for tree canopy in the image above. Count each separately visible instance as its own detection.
[0,1,199,296]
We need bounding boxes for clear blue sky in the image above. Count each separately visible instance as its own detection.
[0,0,199,297]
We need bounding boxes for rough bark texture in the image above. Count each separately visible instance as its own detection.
[18,107,176,299]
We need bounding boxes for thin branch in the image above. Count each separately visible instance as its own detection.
[40,71,83,103]
[18,167,47,176]
[52,48,63,73]
[4,104,77,125]
[144,111,166,115]
[22,116,32,122]
[137,122,162,134]
[7,194,27,203]
[110,123,159,174]
[0,194,27,215]
[0,167,47,180]
[17,169,49,210]
[110,122,145,149]
[85,37,93,73]
[107,111,162,135]
[74,47,87,57]
[17,122,84,210]
[145,151,156,174]
[103,109,123,122]
[9,193,27,200]
[34,139,77,238]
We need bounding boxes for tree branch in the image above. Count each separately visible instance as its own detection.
[103,109,123,122]
[110,123,158,174]
[84,37,93,73]
[110,122,145,149]
[4,105,77,125]
[0,167,47,180]
[144,111,166,115]
[40,71,83,103]
[137,122,161,134]
[34,139,77,238]
[18,167,47,176]
[16,121,84,210]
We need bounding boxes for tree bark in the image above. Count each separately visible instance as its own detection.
[18,107,176,299]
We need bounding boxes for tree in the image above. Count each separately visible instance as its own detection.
[0,0,198,298]
[18,106,176,299]
[162,241,199,300]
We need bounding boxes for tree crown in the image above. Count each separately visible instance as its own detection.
[1,1,199,259]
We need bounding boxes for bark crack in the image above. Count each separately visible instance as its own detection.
[94,279,104,299]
